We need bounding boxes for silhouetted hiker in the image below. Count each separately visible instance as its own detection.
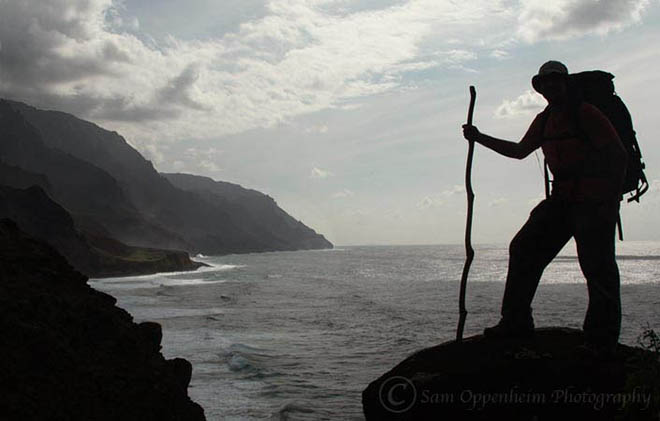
[462,61,628,356]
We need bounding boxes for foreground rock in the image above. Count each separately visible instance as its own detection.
[363,327,659,420]
[0,219,206,420]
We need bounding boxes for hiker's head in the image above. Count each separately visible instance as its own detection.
[532,60,569,103]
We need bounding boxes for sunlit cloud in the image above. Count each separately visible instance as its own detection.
[332,189,355,199]
[495,90,546,119]
[488,197,508,207]
[417,185,466,209]
[310,167,334,179]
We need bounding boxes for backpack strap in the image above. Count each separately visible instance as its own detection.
[627,133,649,203]
[628,172,649,203]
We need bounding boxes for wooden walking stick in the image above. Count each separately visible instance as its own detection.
[456,86,476,342]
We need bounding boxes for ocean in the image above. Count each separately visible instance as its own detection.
[89,242,660,420]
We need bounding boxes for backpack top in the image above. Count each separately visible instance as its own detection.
[571,70,615,99]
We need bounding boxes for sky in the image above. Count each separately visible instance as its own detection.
[1,0,659,246]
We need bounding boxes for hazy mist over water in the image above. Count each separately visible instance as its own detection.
[90,243,660,420]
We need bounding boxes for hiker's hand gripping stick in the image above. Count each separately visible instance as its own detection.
[462,124,481,143]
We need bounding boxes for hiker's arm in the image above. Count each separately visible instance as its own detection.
[462,125,539,160]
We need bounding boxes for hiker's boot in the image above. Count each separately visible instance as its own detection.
[484,319,535,339]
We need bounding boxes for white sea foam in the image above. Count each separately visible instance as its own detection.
[89,262,244,285]
[215,264,245,271]
[129,307,228,321]
[158,278,227,287]
[89,263,219,282]
[90,277,228,290]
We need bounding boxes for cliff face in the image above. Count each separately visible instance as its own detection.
[1,99,333,255]
[0,161,51,192]
[0,218,206,420]
[0,185,205,278]
[163,172,333,252]
[0,100,189,250]
[362,328,659,420]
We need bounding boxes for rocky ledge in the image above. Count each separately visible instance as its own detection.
[0,218,206,420]
[363,327,660,420]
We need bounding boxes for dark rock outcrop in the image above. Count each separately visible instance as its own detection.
[363,327,660,420]
[0,185,206,278]
[0,218,206,420]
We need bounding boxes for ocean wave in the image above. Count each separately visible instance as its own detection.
[270,401,316,420]
[228,354,251,371]
[223,343,278,379]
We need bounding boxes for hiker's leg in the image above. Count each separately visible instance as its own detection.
[501,199,572,325]
[573,201,621,347]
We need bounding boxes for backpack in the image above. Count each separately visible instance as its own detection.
[571,70,648,203]
[541,71,648,202]
[540,70,648,239]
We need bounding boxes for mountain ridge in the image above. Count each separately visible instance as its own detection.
[0,98,332,261]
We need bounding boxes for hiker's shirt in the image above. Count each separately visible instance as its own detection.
[521,102,627,203]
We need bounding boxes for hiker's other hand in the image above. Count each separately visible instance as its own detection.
[462,124,481,142]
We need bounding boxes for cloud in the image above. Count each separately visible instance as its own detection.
[305,124,329,134]
[495,90,546,118]
[0,0,202,124]
[2,0,652,154]
[417,185,466,209]
[155,64,210,112]
[199,160,222,173]
[517,0,651,43]
[310,167,334,179]
[417,195,439,210]
[140,142,166,164]
[490,49,510,60]
[649,179,660,193]
[527,193,546,206]
[332,189,355,199]
[0,0,510,146]
[488,197,508,207]
[152,146,223,174]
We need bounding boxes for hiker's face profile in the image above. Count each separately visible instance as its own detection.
[538,74,568,104]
